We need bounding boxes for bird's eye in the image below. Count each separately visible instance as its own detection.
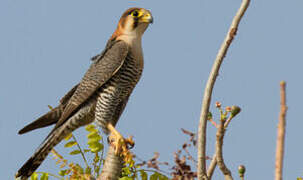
[131,10,139,17]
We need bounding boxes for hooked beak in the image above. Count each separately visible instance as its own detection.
[139,11,153,24]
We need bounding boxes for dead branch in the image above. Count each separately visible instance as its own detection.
[275,81,287,180]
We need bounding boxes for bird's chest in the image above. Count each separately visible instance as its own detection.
[101,53,143,99]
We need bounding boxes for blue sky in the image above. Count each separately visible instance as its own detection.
[1,0,303,179]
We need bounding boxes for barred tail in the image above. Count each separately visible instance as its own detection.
[15,154,42,180]
[16,125,71,179]
[16,92,94,179]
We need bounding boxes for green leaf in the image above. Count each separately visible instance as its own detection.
[88,139,100,146]
[40,173,49,180]
[150,173,159,180]
[64,141,77,148]
[88,140,98,147]
[90,143,103,153]
[95,166,100,174]
[69,150,81,155]
[84,149,91,153]
[87,131,100,139]
[75,164,84,174]
[47,105,53,110]
[94,155,100,163]
[85,166,92,175]
[64,133,73,141]
[30,172,38,180]
[139,170,148,180]
[59,170,68,176]
[207,112,213,120]
[122,167,131,175]
[158,174,168,180]
[85,124,97,132]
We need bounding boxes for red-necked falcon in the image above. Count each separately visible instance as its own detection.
[16,7,153,179]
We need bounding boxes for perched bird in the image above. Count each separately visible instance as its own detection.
[16,7,153,179]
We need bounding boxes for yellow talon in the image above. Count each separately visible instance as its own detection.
[107,123,134,155]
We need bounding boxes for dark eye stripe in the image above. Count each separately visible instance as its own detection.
[131,10,140,29]
[133,20,138,29]
[126,8,140,15]
[132,11,139,17]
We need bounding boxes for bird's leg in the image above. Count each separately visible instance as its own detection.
[107,123,134,155]
[107,123,124,154]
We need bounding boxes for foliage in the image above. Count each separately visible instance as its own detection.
[28,103,252,180]
[30,123,168,180]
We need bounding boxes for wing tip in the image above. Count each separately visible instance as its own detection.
[18,124,34,135]
[18,128,27,135]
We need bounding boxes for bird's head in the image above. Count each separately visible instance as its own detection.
[112,7,153,43]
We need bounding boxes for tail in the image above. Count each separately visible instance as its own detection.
[15,155,42,180]
[18,106,63,134]
[16,125,70,179]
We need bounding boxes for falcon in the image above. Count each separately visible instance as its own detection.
[16,7,153,179]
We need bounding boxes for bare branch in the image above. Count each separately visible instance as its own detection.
[207,154,217,179]
[98,146,123,180]
[207,107,241,179]
[197,0,250,179]
[275,81,287,180]
[216,119,233,180]
[207,117,231,179]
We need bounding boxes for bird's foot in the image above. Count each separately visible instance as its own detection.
[107,124,135,155]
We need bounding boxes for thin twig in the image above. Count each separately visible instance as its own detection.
[197,0,250,179]
[275,81,287,180]
[216,119,233,180]
[209,118,218,128]
[72,134,89,168]
[92,152,99,178]
[184,146,198,164]
[223,115,233,129]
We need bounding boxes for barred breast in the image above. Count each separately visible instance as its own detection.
[95,52,143,134]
